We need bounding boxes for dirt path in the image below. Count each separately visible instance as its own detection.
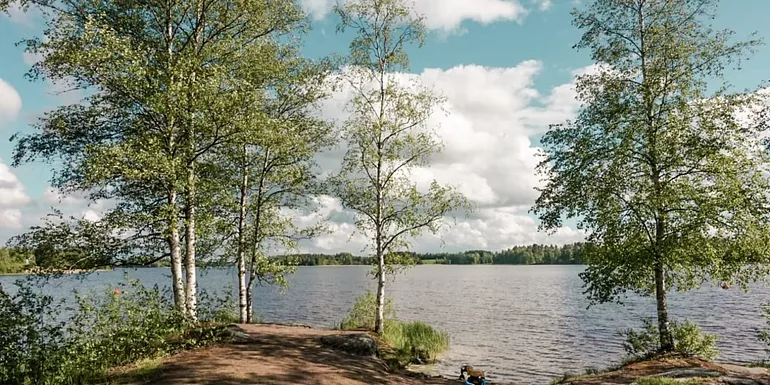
[135,324,462,385]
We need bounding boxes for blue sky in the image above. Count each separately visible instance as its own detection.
[1,0,769,252]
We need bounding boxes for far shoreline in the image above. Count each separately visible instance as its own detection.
[0,267,114,277]
[0,264,588,277]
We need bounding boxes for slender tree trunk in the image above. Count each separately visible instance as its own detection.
[374,236,386,334]
[637,1,673,353]
[169,190,187,314]
[246,149,270,324]
[237,154,249,323]
[246,280,255,323]
[655,261,673,352]
[184,163,198,321]
[181,0,205,322]
[373,55,387,335]
[164,0,187,316]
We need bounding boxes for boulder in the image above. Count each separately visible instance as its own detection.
[320,333,379,356]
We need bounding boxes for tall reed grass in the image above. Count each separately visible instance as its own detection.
[338,291,450,365]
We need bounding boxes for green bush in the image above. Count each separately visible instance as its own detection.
[63,277,190,379]
[0,276,243,385]
[0,281,71,385]
[620,319,718,361]
[339,291,450,366]
[0,248,32,274]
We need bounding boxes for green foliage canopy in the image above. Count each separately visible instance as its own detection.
[533,0,770,305]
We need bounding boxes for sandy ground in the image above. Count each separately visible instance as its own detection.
[138,324,465,385]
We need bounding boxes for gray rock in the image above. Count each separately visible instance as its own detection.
[320,333,379,356]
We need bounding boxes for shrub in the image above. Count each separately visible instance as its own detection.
[339,291,450,366]
[0,281,70,385]
[63,277,190,379]
[620,319,718,361]
[1,275,244,384]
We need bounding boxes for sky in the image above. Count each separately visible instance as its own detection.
[1,0,769,255]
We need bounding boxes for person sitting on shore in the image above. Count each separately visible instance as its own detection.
[459,365,486,385]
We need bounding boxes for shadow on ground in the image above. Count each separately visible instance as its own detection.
[129,324,460,385]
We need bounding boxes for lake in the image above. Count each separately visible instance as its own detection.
[1,265,768,384]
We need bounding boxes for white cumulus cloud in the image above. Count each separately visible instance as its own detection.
[43,187,88,206]
[300,0,529,33]
[0,160,30,207]
[0,79,22,126]
[0,209,23,230]
[0,159,30,231]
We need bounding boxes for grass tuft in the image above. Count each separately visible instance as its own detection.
[338,291,450,369]
[383,320,450,363]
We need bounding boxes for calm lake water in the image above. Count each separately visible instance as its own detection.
[1,265,769,384]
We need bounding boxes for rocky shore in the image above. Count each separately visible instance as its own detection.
[553,355,770,385]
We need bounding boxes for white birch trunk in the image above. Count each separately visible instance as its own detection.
[237,159,249,323]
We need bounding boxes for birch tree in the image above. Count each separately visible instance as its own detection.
[3,0,305,319]
[532,0,770,352]
[332,0,470,334]
[213,53,336,323]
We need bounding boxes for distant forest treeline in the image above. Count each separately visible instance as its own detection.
[275,243,584,266]
[0,243,584,274]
